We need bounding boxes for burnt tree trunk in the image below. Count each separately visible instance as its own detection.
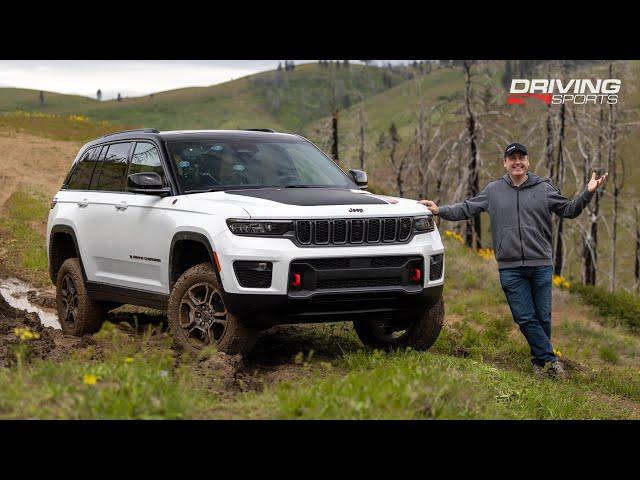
[463,60,481,250]
[608,63,619,292]
[553,102,566,276]
[358,108,365,170]
[545,65,554,179]
[331,110,339,163]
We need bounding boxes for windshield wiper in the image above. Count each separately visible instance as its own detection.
[283,185,327,188]
[184,187,228,194]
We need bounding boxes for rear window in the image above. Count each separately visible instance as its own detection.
[92,142,132,192]
[65,147,99,190]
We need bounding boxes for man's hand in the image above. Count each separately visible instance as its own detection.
[418,199,439,215]
[587,171,608,193]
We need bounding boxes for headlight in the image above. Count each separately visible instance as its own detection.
[226,219,293,236]
[413,215,435,233]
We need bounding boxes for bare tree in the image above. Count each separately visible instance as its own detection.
[378,123,412,197]
[358,107,366,170]
[463,60,481,249]
[607,63,623,291]
[552,99,567,276]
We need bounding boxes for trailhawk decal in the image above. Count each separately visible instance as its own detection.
[129,255,161,263]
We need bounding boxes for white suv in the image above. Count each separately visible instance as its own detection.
[47,129,445,354]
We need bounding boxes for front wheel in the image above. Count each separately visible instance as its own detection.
[167,263,258,355]
[353,297,444,351]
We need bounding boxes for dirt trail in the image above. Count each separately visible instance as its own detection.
[0,129,81,210]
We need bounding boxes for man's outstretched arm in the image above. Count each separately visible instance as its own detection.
[548,171,608,219]
[419,185,490,221]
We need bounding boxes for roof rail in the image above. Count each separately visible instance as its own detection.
[99,128,160,138]
[243,128,276,133]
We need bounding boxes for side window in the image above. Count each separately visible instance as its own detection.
[88,146,106,190]
[93,142,132,192]
[127,143,166,189]
[65,148,98,190]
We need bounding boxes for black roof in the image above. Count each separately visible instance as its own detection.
[83,129,303,149]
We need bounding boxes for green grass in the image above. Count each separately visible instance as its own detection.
[0,189,50,286]
[237,349,634,419]
[571,283,640,333]
[0,112,129,142]
[0,322,215,419]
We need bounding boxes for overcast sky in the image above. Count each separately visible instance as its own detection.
[0,60,412,100]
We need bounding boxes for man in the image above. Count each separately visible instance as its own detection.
[419,143,608,379]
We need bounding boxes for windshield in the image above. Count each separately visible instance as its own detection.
[166,139,357,192]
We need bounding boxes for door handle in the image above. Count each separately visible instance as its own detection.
[77,199,89,208]
[115,201,128,211]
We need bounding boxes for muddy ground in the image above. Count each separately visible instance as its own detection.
[0,280,348,396]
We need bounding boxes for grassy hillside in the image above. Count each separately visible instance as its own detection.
[0,63,409,133]
[1,124,638,418]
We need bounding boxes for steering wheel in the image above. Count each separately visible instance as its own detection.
[276,174,302,185]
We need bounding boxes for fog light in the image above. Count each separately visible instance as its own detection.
[409,268,422,283]
[290,273,302,288]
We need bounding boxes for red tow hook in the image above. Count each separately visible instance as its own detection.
[409,268,422,283]
[290,273,302,288]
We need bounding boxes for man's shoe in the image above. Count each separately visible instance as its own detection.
[547,361,568,380]
[532,363,545,379]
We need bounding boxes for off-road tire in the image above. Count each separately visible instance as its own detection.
[55,257,106,336]
[167,262,258,355]
[353,296,444,351]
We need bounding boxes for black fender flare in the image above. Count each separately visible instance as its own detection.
[168,231,224,290]
[49,224,88,284]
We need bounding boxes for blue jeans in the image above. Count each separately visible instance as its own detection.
[498,265,557,366]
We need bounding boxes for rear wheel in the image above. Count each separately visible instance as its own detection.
[55,258,106,336]
[167,263,258,355]
[353,297,444,351]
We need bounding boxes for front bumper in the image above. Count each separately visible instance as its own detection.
[212,227,445,296]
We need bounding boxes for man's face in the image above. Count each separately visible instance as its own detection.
[504,151,530,176]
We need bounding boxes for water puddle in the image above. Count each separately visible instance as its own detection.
[0,277,60,329]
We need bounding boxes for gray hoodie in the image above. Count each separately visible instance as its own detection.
[438,173,594,269]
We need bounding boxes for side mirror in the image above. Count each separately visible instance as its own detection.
[348,169,368,190]
[127,172,171,196]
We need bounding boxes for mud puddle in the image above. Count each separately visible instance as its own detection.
[0,277,59,329]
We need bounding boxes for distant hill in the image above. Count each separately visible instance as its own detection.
[0,62,410,133]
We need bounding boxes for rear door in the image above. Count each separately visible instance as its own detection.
[78,142,134,286]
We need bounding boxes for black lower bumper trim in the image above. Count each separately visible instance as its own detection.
[222,285,443,326]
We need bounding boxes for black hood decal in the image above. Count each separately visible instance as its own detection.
[225,188,388,206]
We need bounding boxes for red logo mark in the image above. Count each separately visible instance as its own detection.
[507,93,553,105]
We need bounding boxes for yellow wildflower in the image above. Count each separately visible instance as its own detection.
[444,230,464,244]
[124,357,134,364]
[552,275,571,289]
[83,374,98,385]
[476,248,495,260]
[13,327,40,341]
[553,349,563,358]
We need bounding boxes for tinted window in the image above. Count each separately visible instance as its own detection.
[93,142,132,192]
[88,146,106,190]
[127,143,165,189]
[66,147,99,190]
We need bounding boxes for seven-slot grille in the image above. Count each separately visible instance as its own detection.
[295,217,413,246]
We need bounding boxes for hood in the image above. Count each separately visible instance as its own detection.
[189,188,431,219]
[502,173,548,189]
